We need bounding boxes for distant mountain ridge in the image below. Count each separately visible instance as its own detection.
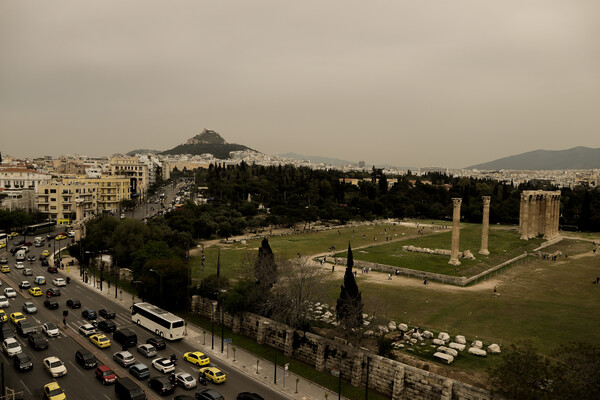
[467,146,600,170]
[162,129,255,159]
[126,149,160,156]
[279,152,355,166]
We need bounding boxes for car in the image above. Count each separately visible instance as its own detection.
[99,308,116,319]
[66,298,81,309]
[23,241,32,247]
[22,302,37,314]
[75,348,98,369]
[23,268,33,276]
[10,312,25,324]
[47,265,58,273]
[175,372,197,390]
[0,257,7,264]
[43,299,59,310]
[43,356,67,377]
[97,319,117,333]
[0,324,15,341]
[52,278,66,287]
[26,255,35,262]
[55,234,66,241]
[42,322,59,337]
[151,357,175,374]
[19,281,31,290]
[46,287,61,297]
[146,336,166,350]
[195,388,225,400]
[136,343,157,358]
[29,287,43,296]
[95,365,117,385]
[4,288,16,298]
[2,337,22,357]
[89,333,111,348]
[28,332,49,350]
[13,351,33,372]
[16,320,37,337]
[0,295,9,308]
[41,258,49,266]
[34,276,46,285]
[183,351,210,366]
[82,309,97,320]
[1,265,10,273]
[174,396,196,400]
[199,367,227,384]
[78,323,97,336]
[148,376,175,396]
[113,351,136,367]
[15,261,25,268]
[43,382,66,400]
[0,310,7,323]
[42,250,50,257]
[8,232,19,238]
[128,363,150,380]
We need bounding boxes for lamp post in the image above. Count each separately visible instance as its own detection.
[149,269,163,306]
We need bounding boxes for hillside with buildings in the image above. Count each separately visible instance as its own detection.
[161,129,255,159]
[467,146,600,170]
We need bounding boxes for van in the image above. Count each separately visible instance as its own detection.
[15,250,25,261]
[114,329,137,348]
[115,377,147,400]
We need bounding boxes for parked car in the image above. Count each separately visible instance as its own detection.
[113,351,136,367]
[75,349,97,369]
[28,333,48,350]
[136,344,157,358]
[43,356,67,377]
[13,351,33,372]
[128,363,150,380]
[98,319,117,333]
[44,299,59,310]
[99,309,116,319]
[42,322,59,337]
[147,376,174,396]
[95,365,117,385]
[66,298,81,309]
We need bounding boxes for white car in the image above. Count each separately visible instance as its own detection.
[14,262,24,270]
[2,338,22,357]
[3,288,16,298]
[175,372,197,389]
[43,356,67,377]
[43,322,60,337]
[78,324,96,337]
[19,281,31,290]
[52,278,66,287]
[0,296,9,308]
[151,357,175,374]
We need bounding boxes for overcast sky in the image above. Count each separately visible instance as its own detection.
[2,1,599,168]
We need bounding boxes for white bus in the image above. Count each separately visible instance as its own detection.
[131,302,185,340]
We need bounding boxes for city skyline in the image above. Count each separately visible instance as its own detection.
[2,1,599,168]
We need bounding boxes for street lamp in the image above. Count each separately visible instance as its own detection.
[149,268,163,306]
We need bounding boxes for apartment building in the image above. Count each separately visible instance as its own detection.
[36,180,98,222]
[109,155,149,197]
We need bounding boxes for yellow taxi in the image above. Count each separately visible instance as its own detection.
[89,333,111,349]
[0,242,5,249]
[10,312,26,325]
[8,232,19,238]
[29,287,43,297]
[0,310,7,323]
[55,234,66,241]
[199,366,227,384]
[43,382,66,400]
[183,351,210,366]
[42,250,50,257]
[0,265,9,273]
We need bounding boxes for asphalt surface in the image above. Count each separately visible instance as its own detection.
[0,231,290,400]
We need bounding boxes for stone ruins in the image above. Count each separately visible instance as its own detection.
[519,190,561,240]
[448,198,462,265]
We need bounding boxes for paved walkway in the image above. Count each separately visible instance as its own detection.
[58,260,347,400]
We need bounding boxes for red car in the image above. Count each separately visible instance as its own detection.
[47,266,58,273]
[95,365,117,385]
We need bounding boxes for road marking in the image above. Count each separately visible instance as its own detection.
[68,360,85,376]
[19,381,31,395]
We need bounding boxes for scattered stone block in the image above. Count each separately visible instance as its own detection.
[438,346,458,357]
[438,332,450,341]
[422,330,433,339]
[471,340,483,349]
[487,344,501,354]
[455,335,466,344]
[433,352,454,364]
[363,320,370,326]
[432,338,445,346]
[410,338,417,344]
[420,342,427,346]
[378,325,389,333]
[468,347,487,357]
[364,330,374,337]
[449,342,466,351]
[398,323,408,332]
[388,321,397,331]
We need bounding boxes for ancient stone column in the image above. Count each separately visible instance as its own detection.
[530,194,538,239]
[520,195,529,240]
[543,195,552,239]
[553,194,560,238]
[448,198,462,266]
[479,196,491,255]
[518,194,524,234]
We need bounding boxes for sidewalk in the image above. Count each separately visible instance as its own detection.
[59,261,347,400]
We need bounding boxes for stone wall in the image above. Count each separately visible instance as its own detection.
[190,296,499,399]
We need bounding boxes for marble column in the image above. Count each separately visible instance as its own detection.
[530,194,538,239]
[520,196,529,240]
[479,196,491,255]
[448,198,462,266]
[543,195,552,239]
[554,195,560,238]
[518,194,524,234]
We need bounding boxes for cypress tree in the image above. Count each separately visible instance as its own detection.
[336,243,363,330]
[254,238,277,289]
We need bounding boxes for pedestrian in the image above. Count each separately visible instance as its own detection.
[354,271,357,277]
[493,286,497,293]
[388,273,392,280]
[63,316,67,328]
[423,277,428,285]
[595,277,600,284]
[331,264,335,272]
[368,267,371,274]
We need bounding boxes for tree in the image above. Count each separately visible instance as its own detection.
[335,244,363,332]
[254,238,277,289]
[490,342,550,400]
[552,342,600,400]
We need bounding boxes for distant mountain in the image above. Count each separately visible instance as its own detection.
[467,147,600,170]
[126,149,160,156]
[279,152,355,166]
[162,129,255,159]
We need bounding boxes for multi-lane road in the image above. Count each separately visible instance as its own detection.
[0,234,290,400]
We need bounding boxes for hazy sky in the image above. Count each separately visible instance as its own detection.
[2,1,599,168]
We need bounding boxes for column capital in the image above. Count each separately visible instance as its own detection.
[482,196,491,206]
[452,198,462,206]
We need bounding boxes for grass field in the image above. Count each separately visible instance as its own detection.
[188,221,600,371]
